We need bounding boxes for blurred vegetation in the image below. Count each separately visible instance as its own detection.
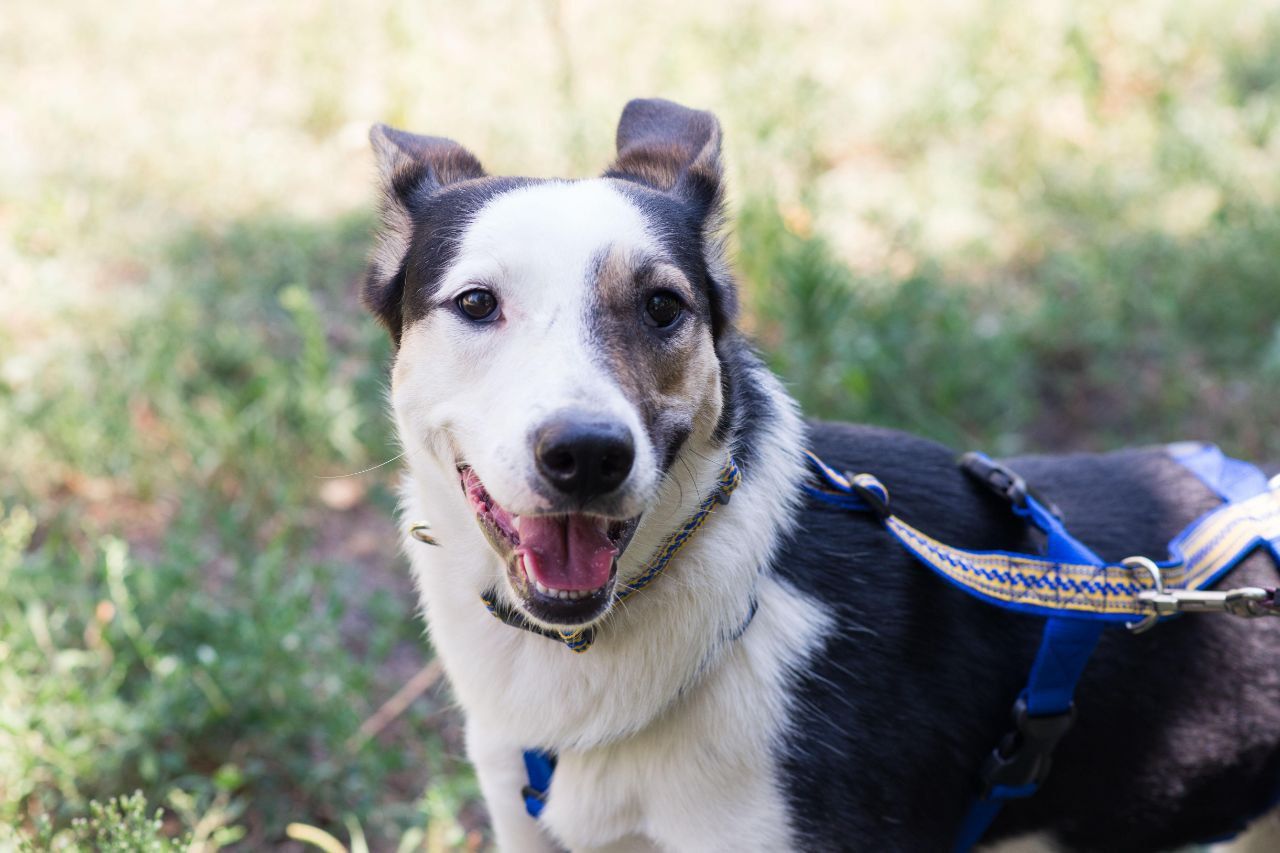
[3,0,1280,848]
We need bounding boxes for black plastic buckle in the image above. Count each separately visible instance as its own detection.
[960,453,1063,521]
[979,697,1076,798]
[960,452,1029,507]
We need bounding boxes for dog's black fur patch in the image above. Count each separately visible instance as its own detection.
[753,407,1280,850]
[365,124,536,345]
[366,175,532,345]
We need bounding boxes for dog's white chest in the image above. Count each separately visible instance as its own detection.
[439,567,828,853]
[542,581,819,852]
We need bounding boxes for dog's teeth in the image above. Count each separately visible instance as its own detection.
[528,579,598,600]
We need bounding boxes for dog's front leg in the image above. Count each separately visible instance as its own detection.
[467,721,562,853]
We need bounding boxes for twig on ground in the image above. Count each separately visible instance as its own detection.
[346,659,444,753]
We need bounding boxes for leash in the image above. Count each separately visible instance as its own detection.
[805,442,1280,850]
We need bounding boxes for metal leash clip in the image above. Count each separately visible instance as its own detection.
[1126,556,1277,633]
[1138,586,1276,619]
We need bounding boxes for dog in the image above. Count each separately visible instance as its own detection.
[360,98,1280,852]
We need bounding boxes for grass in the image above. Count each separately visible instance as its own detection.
[3,0,1279,847]
[1,215,481,848]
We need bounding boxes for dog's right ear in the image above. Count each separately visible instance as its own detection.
[605,98,723,218]
[365,124,486,344]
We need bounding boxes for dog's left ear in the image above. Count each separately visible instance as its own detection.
[605,99,723,216]
[365,125,487,344]
[606,98,736,328]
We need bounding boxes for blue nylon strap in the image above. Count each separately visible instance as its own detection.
[951,617,1107,850]
[1170,442,1280,562]
[1008,493,1108,714]
[1020,617,1104,717]
[954,491,1109,849]
[953,798,1006,852]
[522,749,555,819]
[1169,442,1271,503]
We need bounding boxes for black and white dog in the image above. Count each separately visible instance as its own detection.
[362,99,1280,851]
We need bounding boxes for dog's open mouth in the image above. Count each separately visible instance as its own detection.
[459,465,636,626]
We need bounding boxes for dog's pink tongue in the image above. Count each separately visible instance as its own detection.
[517,515,616,591]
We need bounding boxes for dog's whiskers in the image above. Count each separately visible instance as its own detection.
[316,451,407,479]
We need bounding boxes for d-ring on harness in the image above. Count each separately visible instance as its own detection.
[804,442,1280,851]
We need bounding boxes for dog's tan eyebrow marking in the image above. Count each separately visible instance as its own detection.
[639,260,695,301]
[595,250,695,304]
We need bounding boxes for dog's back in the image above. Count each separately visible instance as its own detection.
[775,420,1280,851]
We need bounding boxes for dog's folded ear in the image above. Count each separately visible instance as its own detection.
[605,98,722,215]
[370,125,487,195]
[365,125,487,343]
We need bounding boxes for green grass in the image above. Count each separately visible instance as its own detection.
[4,0,1280,847]
[1,216,480,848]
[739,196,1280,457]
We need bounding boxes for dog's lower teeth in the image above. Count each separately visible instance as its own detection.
[530,579,594,601]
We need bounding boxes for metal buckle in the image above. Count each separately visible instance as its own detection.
[979,696,1076,798]
[1124,556,1164,634]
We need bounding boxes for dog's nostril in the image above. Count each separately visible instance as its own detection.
[542,447,577,478]
[534,415,636,501]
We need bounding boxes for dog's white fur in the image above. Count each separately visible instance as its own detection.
[394,179,830,850]
[392,181,663,525]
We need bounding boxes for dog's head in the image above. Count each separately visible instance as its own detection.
[366,99,735,628]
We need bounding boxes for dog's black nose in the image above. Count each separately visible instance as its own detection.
[534,415,636,501]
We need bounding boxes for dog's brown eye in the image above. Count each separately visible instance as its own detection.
[644,291,683,328]
[457,289,498,322]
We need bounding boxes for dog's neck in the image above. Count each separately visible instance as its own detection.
[400,347,808,749]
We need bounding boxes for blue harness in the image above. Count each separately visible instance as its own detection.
[804,442,1280,850]
[516,443,1280,842]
